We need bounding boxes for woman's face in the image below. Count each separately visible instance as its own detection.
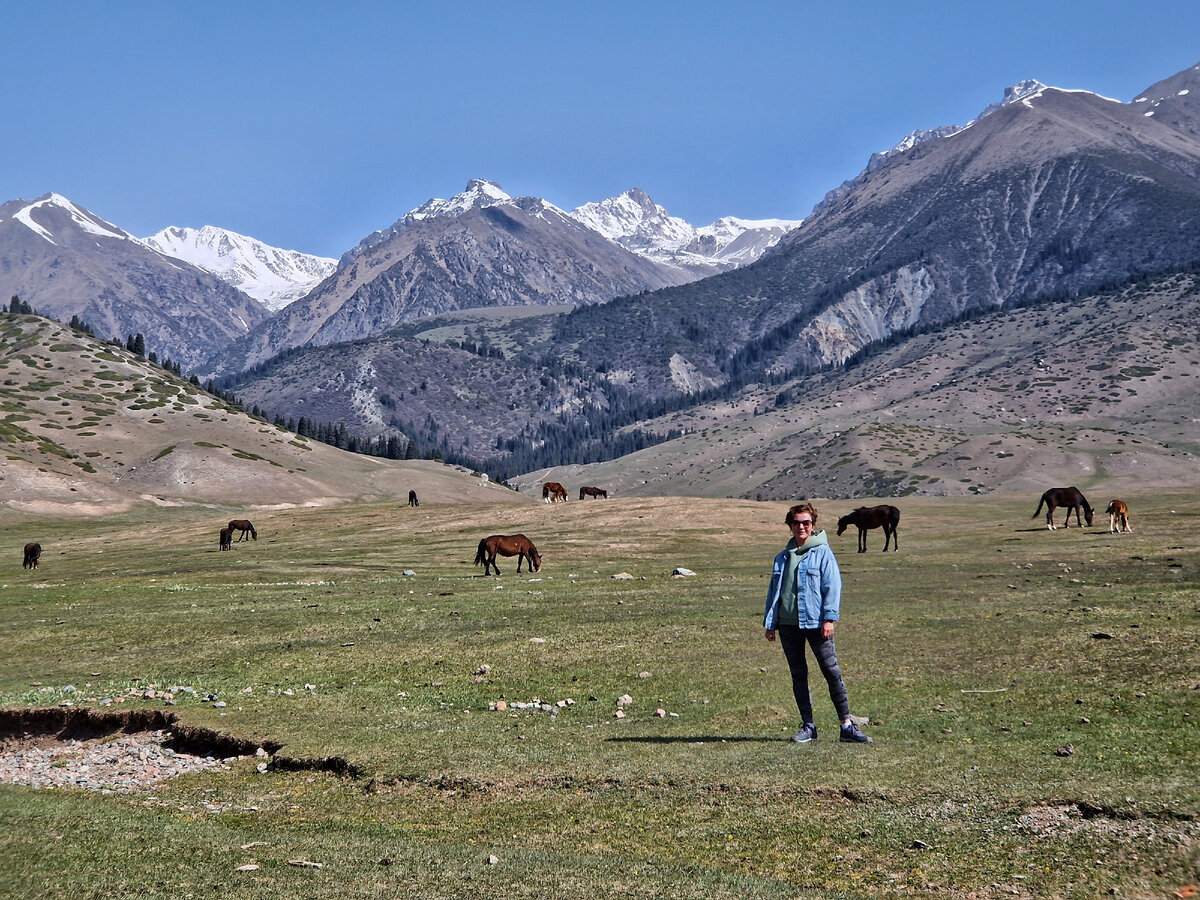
[788,514,815,540]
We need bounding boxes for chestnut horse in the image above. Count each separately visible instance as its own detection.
[579,486,608,500]
[23,542,42,569]
[408,490,420,507]
[474,534,542,576]
[837,505,900,552]
[1106,499,1132,534]
[542,482,567,503]
[1032,487,1093,530]
[218,527,232,551]
[227,519,258,541]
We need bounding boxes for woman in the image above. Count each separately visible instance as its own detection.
[763,503,872,744]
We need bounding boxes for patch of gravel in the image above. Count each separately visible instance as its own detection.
[0,729,242,793]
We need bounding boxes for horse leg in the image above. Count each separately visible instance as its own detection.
[516,553,525,574]
[883,526,892,552]
[858,528,866,553]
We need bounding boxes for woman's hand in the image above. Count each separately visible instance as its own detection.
[821,621,835,639]
[764,628,776,642]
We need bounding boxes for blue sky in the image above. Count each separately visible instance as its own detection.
[4,2,1199,257]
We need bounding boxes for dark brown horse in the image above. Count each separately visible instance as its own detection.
[579,486,608,500]
[227,519,258,541]
[1032,487,1093,530]
[408,490,419,507]
[218,527,232,551]
[1106,499,1132,534]
[23,542,42,569]
[474,534,542,576]
[542,482,567,503]
[837,505,901,552]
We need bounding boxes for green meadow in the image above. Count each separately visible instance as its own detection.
[1,493,1196,899]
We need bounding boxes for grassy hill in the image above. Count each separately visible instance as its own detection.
[514,272,1200,500]
[0,313,528,515]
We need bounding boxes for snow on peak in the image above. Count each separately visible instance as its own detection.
[143,225,336,311]
[571,188,697,252]
[570,189,799,269]
[405,179,513,223]
[340,180,520,267]
[6,193,138,246]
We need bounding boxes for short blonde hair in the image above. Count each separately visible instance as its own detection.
[785,503,818,526]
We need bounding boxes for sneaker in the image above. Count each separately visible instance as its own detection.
[790,723,817,743]
[839,722,873,744]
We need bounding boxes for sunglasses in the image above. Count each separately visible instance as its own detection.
[790,519,814,527]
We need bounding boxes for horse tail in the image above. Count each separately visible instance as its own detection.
[1032,495,1046,519]
[889,506,901,528]
[474,538,489,568]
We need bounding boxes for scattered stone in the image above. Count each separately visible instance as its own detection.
[402,570,416,577]
[255,747,269,758]
[236,864,260,872]
[672,568,696,577]
[654,708,666,718]
[637,671,652,679]
[528,638,546,644]
[1092,632,1115,640]
[614,709,625,719]
[911,840,931,850]
[288,859,323,869]
[241,842,268,850]
[486,854,500,866]
[1055,743,1075,757]
[494,700,508,711]
[1080,717,1090,724]
[474,664,492,676]
[616,694,633,707]
[612,573,634,580]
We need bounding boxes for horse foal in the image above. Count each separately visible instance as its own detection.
[1106,500,1132,534]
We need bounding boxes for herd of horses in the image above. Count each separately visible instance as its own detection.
[16,484,1137,574]
[542,481,608,502]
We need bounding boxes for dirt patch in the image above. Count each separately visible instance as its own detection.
[0,707,359,792]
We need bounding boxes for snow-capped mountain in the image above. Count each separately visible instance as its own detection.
[212,180,691,373]
[340,179,519,267]
[813,80,1047,214]
[0,193,269,369]
[5,192,149,248]
[570,188,801,274]
[143,225,336,312]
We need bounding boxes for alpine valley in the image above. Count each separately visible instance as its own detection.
[4,61,1200,509]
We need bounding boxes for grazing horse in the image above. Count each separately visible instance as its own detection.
[1106,499,1132,534]
[837,505,901,553]
[23,542,42,570]
[1032,487,1093,530]
[408,490,420,508]
[579,486,608,500]
[218,527,232,551]
[474,534,542,576]
[542,482,568,503]
[227,519,258,541]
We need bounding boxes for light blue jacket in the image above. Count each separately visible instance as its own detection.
[762,531,842,630]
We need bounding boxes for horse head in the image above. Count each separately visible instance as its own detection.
[836,517,848,536]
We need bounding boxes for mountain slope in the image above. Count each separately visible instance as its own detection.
[519,269,1200,499]
[0,312,524,514]
[142,225,336,312]
[0,194,269,370]
[547,65,1200,398]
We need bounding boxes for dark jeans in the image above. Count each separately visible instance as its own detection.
[777,625,851,724]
